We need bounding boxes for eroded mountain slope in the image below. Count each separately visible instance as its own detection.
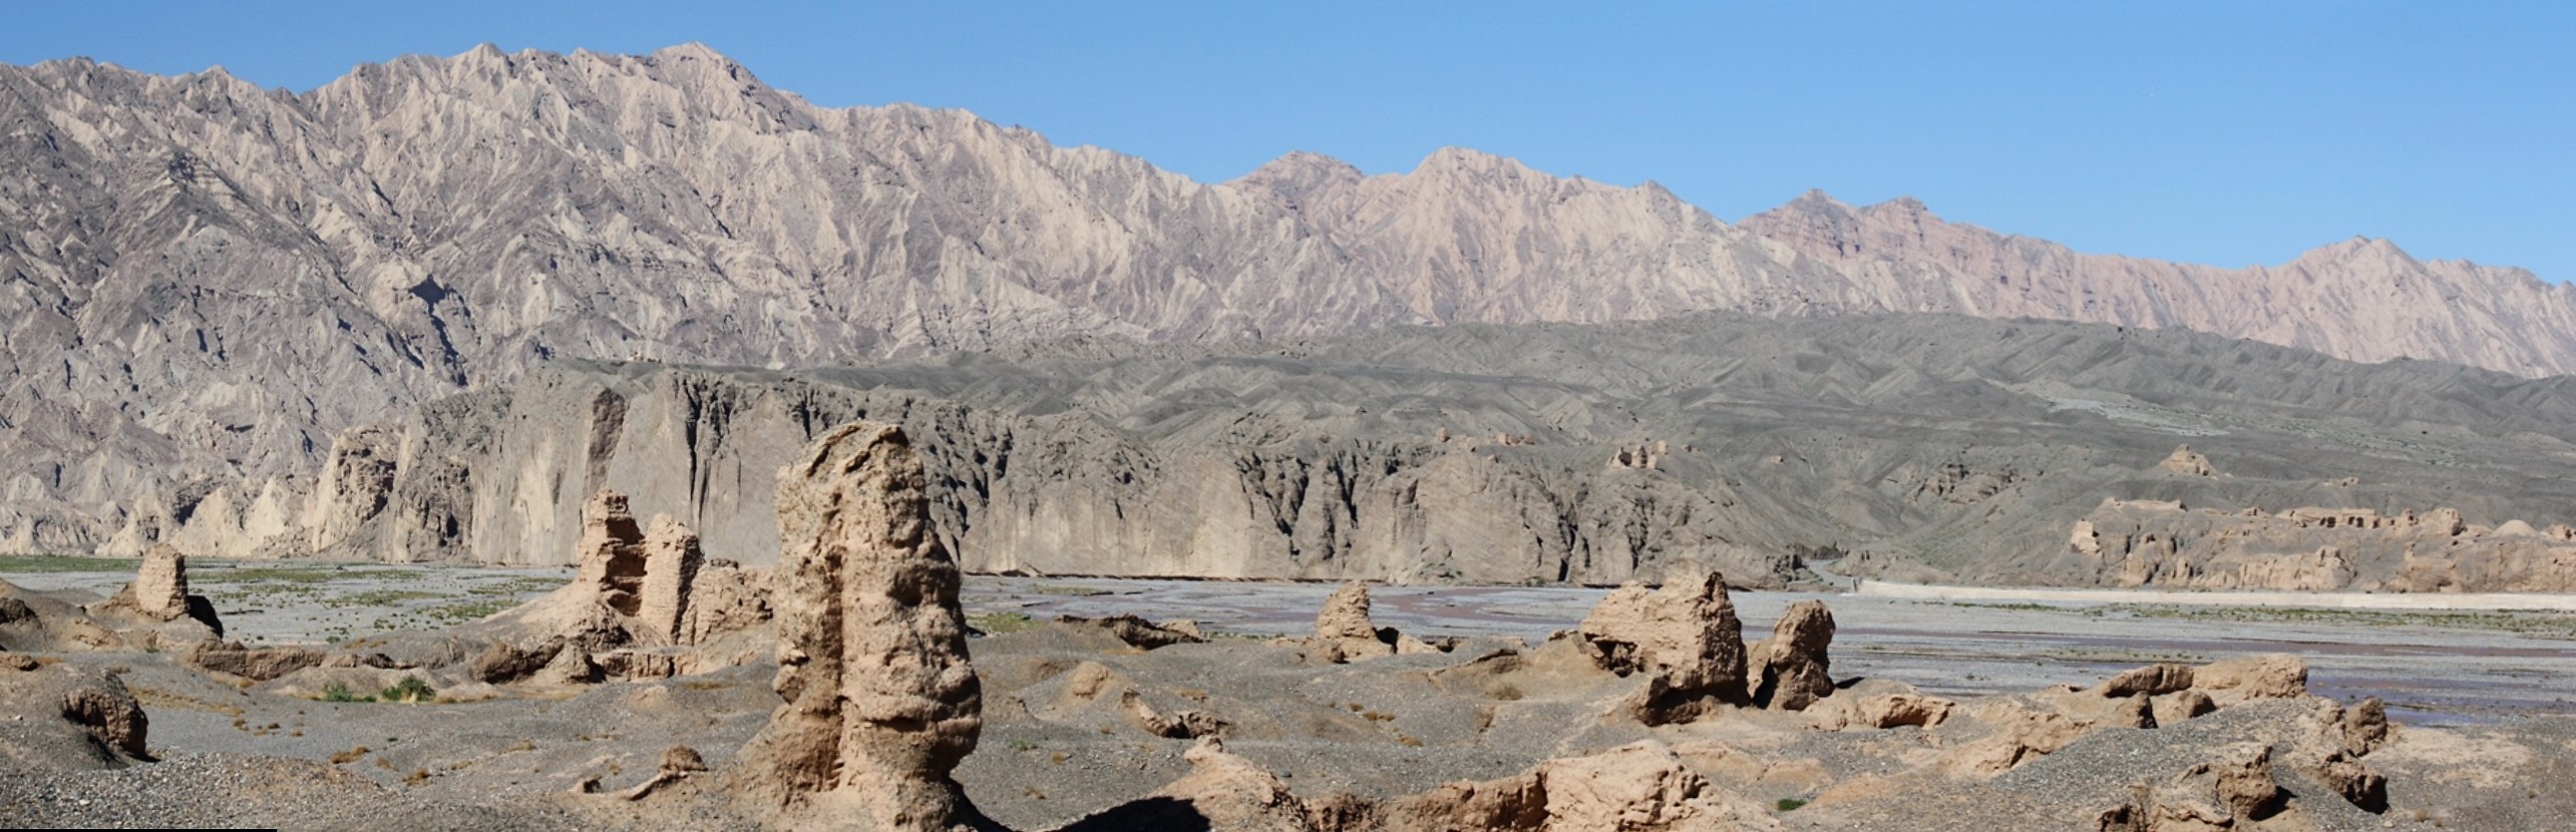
[6,44,2574,553]
[121,314,2576,589]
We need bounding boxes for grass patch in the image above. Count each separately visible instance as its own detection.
[1943,602,2066,613]
[194,567,347,584]
[419,599,516,624]
[0,555,137,573]
[1029,584,1114,597]
[380,675,437,703]
[969,612,1038,635]
[330,589,451,608]
[321,675,438,703]
[467,578,564,596]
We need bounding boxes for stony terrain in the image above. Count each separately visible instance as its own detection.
[8,44,2576,556]
[6,419,2576,831]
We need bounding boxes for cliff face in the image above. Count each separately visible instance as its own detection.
[2070,501,2576,593]
[8,44,2576,553]
[107,314,2576,590]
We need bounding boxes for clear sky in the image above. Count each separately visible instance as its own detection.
[6,1,2570,281]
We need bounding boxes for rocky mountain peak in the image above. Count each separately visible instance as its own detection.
[1230,151,1365,211]
[6,45,2576,557]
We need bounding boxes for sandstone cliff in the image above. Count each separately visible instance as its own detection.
[99,313,2576,590]
[2071,500,2576,593]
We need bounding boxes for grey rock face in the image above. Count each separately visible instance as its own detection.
[1743,192,2576,378]
[5,45,2576,554]
[105,311,2576,589]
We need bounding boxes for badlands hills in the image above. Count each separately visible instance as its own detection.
[7,44,2576,561]
[111,312,2576,592]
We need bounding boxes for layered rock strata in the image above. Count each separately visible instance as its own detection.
[101,311,2576,592]
[2073,499,2576,592]
[469,489,769,682]
[730,422,990,831]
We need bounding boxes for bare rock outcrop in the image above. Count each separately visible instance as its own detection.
[1310,583,1398,663]
[2096,663,2195,698]
[2078,500,2576,592]
[2097,743,2285,831]
[2157,445,2218,477]
[1745,601,1835,710]
[1948,690,2159,777]
[468,490,771,681]
[2290,697,2392,813]
[1579,573,1749,724]
[185,640,328,681]
[621,745,708,802]
[1060,615,1205,651]
[2191,653,2307,704]
[1806,679,1955,730]
[1061,737,1318,832]
[83,545,221,641]
[0,660,149,769]
[1375,740,1780,832]
[728,422,989,832]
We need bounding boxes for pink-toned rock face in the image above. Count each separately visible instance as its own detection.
[731,422,985,831]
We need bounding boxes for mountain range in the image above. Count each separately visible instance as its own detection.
[3,43,2572,554]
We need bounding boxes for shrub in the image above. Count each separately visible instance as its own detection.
[320,681,374,703]
[380,675,437,703]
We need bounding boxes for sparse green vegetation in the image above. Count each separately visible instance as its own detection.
[320,675,438,703]
[1029,584,1115,597]
[2091,605,2576,638]
[969,612,1038,635]
[194,567,348,584]
[1943,602,2066,613]
[331,589,451,608]
[381,675,437,703]
[467,577,565,596]
[419,599,516,624]
[1776,798,1808,812]
[0,555,139,573]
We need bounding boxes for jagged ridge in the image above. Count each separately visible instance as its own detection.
[3,44,2572,552]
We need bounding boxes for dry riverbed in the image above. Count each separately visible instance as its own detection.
[8,558,2573,727]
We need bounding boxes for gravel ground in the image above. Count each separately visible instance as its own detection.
[7,567,2576,830]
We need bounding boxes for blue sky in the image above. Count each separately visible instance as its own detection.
[6,2,2570,281]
